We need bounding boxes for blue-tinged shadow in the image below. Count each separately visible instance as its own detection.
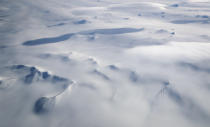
[179,62,210,73]
[166,88,183,105]
[171,19,210,24]
[129,71,140,83]
[73,19,87,24]
[108,65,119,71]
[23,33,74,46]
[24,67,41,84]
[196,15,209,19]
[22,28,144,46]
[34,97,55,114]
[79,28,144,35]
[92,69,110,81]
[48,23,66,27]
[166,88,210,124]
[170,4,179,7]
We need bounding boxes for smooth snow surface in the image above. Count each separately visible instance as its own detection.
[0,0,210,127]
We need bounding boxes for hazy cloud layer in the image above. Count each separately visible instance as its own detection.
[0,0,210,127]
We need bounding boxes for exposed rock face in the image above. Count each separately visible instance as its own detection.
[34,97,56,114]
[11,65,71,87]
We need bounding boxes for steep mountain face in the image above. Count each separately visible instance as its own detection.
[0,0,210,127]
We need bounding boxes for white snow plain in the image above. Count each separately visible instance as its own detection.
[0,0,210,127]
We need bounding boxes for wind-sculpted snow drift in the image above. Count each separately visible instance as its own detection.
[1,0,210,127]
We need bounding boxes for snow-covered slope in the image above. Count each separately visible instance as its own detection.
[0,0,210,127]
